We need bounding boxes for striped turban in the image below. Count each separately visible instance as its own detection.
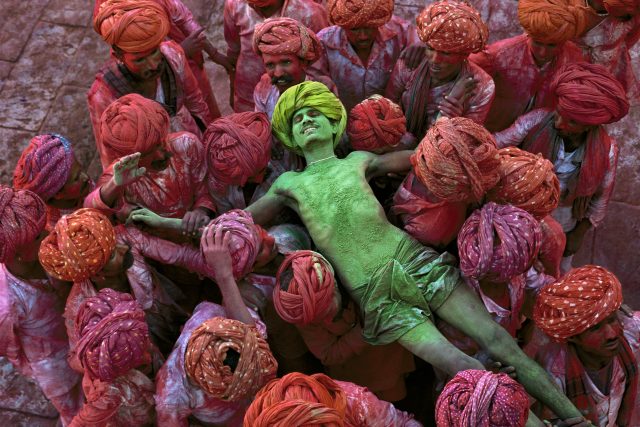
[273,251,336,325]
[487,147,560,220]
[185,317,278,401]
[533,265,623,341]
[328,0,394,29]
[253,18,322,63]
[39,208,116,282]
[411,117,500,203]
[347,95,406,153]
[13,134,74,201]
[94,0,170,52]
[0,187,46,263]
[417,1,488,54]
[518,0,590,44]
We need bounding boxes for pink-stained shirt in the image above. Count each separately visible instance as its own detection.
[223,0,329,112]
[0,264,83,425]
[466,0,522,44]
[85,131,215,221]
[87,40,214,168]
[470,34,587,132]
[154,301,266,427]
[308,16,420,113]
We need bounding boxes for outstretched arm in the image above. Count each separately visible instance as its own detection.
[245,190,287,226]
[366,150,413,179]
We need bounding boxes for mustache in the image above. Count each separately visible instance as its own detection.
[271,75,293,85]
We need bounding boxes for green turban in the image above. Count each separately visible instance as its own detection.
[271,81,347,155]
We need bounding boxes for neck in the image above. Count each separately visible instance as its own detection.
[255,0,284,17]
[431,66,463,87]
[5,258,47,280]
[301,141,337,165]
[573,344,615,371]
[561,133,588,152]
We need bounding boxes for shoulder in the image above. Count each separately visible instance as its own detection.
[317,25,343,48]
[465,61,494,86]
[167,131,203,155]
[621,311,640,356]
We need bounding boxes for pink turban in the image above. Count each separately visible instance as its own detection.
[436,369,529,427]
[417,1,488,54]
[328,0,394,29]
[0,186,47,263]
[13,134,74,201]
[347,95,406,153]
[253,18,322,63]
[458,202,542,283]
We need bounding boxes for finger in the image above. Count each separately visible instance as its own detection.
[136,167,146,177]
[214,225,224,245]
[222,229,231,248]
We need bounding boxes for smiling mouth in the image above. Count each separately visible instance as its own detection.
[303,126,317,135]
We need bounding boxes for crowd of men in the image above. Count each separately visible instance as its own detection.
[1,0,639,425]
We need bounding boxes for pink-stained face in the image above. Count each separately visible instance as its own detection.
[570,312,624,359]
[120,47,164,81]
[262,52,307,93]
[529,39,563,66]
[425,45,467,82]
[138,145,171,171]
[345,27,379,51]
[553,109,593,138]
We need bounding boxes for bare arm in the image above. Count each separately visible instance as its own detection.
[98,153,146,207]
[366,150,413,179]
[245,189,287,226]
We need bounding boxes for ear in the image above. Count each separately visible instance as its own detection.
[329,119,340,135]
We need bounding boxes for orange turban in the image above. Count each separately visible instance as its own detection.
[533,265,623,341]
[93,0,170,52]
[518,0,590,44]
[417,1,488,54]
[347,95,406,153]
[487,147,560,220]
[411,117,500,203]
[100,94,170,165]
[248,400,344,427]
[273,251,337,325]
[253,18,322,63]
[328,0,394,29]
[0,187,46,263]
[603,0,640,17]
[39,208,116,282]
[185,317,278,401]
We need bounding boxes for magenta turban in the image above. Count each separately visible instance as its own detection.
[0,186,46,263]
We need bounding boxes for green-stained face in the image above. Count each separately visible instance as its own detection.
[291,107,338,151]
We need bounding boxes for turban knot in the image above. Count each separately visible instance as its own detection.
[274,251,336,325]
[603,0,640,17]
[185,317,278,401]
[253,18,322,63]
[327,0,394,29]
[13,134,74,201]
[487,147,560,220]
[411,117,500,203]
[458,202,542,283]
[93,0,170,52]
[100,94,170,164]
[0,187,46,263]
[204,112,272,187]
[75,288,150,381]
[518,0,590,44]
[417,1,488,54]
[552,62,629,126]
[272,81,347,156]
[436,369,529,427]
[347,95,406,153]
[39,208,116,282]
[533,265,623,341]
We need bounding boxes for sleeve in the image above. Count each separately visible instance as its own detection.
[297,324,368,366]
[87,79,117,169]
[464,69,495,125]
[307,33,332,81]
[223,0,241,63]
[384,59,412,104]
[253,74,271,114]
[493,109,549,148]
[585,140,618,227]
[82,166,126,214]
[344,382,422,427]
[176,45,214,126]
[302,3,329,33]
[185,136,217,213]
[164,0,202,36]
[468,49,496,76]
[155,366,192,427]
[625,13,640,48]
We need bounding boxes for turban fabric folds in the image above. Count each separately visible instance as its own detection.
[347,95,406,153]
[184,317,278,401]
[100,94,170,165]
[272,81,347,156]
[436,369,529,427]
[204,112,272,187]
[533,265,623,341]
[13,134,74,201]
[253,18,322,63]
[411,117,500,203]
[75,288,151,381]
[602,0,640,17]
[327,0,394,29]
[0,187,46,263]
[417,1,488,54]
[487,147,560,220]
[39,208,116,282]
[458,202,542,283]
[246,0,280,8]
[518,0,590,44]
[94,0,170,52]
[273,250,336,325]
[248,400,343,427]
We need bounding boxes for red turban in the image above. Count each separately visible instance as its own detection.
[538,216,566,278]
[552,62,629,126]
[202,210,261,279]
[328,0,394,29]
[347,95,406,153]
[487,147,560,220]
[411,117,500,203]
[417,1,488,54]
[273,251,336,325]
[458,202,542,283]
[533,265,623,341]
[603,0,640,17]
[391,172,467,248]
[39,208,116,282]
[204,112,271,187]
[75,288,151,381]
[436,369,529,427]
[185,317,278,401]
[0,187,46,263]
[100,94,170,164]
[13,134,74,201]
[248,400,344,427]
[518,0,590,44]
[93,0,170,52]
[253,18,322,63]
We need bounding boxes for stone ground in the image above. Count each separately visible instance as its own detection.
[0,0,638,423]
